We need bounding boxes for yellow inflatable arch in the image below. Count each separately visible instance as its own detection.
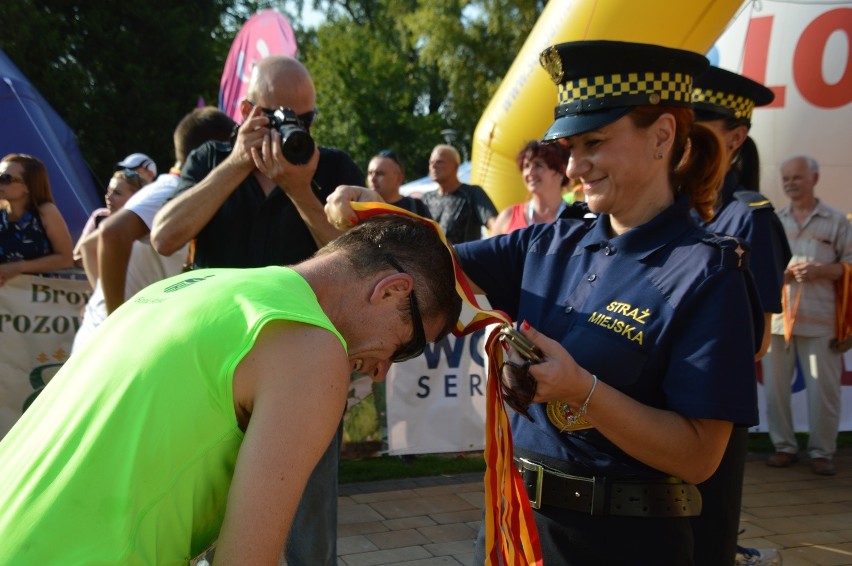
[471,0,745,212]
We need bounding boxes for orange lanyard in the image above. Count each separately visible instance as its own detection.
[351,202,543,565]
[782,283,802,348]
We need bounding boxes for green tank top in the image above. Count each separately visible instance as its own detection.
[0,267,344,564]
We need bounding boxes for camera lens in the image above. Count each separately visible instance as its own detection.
[279,127,315,165]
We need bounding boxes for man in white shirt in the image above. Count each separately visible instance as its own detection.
[72,108,235,351]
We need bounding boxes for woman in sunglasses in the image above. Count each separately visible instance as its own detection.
[0,154,74,286]
[491,140,569,235]
[326,40,763,565]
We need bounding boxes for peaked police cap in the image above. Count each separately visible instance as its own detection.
[539,40,709,141]
[692,66,774,123]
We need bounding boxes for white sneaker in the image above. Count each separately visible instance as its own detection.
[735,545,782,565]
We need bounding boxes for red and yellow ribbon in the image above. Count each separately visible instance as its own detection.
[350,202,543,565]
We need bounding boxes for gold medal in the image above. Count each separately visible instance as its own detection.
[546,401,594,432]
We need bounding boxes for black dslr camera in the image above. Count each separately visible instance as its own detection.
[263,107,315,165]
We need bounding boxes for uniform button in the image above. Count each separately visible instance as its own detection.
[564,306,574,314]
[604,246,614,256]
[587,274,597,282]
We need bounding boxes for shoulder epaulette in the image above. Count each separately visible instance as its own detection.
[733,190,775,211]
[702,234,750,270]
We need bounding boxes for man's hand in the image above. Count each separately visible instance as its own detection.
[324,185,385,231]
[253,129,320,201]
[228,104,271,172]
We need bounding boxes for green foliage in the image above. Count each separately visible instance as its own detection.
[0,0,545,195]
[301,0,546,177]
[0,0,230,190]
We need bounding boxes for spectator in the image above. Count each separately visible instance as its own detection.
[690,65,790,566]
[73,169,148,272]
[116,152,158,184]
[491,140,569,235]
[422,144,497,243]
[0,153,73,285]
[71,108,236,352]
[366,150,430,217]
[0,214,462,564]
[150,55,364,565]
[763,155,852,476]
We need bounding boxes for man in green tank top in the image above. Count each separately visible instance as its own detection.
[0,215,461,566]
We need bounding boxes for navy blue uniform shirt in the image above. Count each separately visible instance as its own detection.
[693,171,791,313]
[456,197,761,478]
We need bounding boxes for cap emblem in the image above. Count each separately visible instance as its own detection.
[540,46,564,85]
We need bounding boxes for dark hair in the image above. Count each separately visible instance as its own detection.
[318,215,462,341]
[173,107,237,164]
[715,115,761,192]
[1,153,54,209]
[515,141,569,186]
[628,106,724,222]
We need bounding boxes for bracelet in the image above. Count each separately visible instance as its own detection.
[565,374,597,427]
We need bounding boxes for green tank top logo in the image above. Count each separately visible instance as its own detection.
[164,274,216,293]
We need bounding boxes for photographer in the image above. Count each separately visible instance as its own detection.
[151,55,363,565]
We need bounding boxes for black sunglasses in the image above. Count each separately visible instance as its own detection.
[384,254,427,362]
[249,101,318,129]
[0,173,25,186]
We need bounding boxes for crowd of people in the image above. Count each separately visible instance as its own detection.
[0,36,848,566]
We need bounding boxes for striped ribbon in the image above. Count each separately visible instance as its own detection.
[350,202,543,564]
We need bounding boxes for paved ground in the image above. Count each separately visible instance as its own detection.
[337,449,852,565]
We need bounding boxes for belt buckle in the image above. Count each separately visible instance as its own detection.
[517,458,544,509]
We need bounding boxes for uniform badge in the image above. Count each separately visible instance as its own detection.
[540,46,564,85]
[546,401,594,432]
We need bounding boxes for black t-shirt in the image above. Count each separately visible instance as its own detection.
[176,141,364,268]
[389,195,432,219]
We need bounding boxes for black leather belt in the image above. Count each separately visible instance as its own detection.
[516,458,702,518]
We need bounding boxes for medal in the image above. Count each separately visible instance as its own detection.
[546,401,594,432]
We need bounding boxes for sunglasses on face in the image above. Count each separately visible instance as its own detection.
[0,173,25,186]
[384,254,427,362]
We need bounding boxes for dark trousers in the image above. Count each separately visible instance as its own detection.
[473,505,694,565]
[691,426,748,566]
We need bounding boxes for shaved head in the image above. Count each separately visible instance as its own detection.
[245,56,316,116]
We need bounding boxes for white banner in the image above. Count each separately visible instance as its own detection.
[753,353,852,433]
[386,329,852,455]
[0,273,91,438]
[387,327,489,455]
[711,1,852,212]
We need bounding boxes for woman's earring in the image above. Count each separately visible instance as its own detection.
[655,152,664,160]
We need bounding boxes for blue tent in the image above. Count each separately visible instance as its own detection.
[0,49,101,240]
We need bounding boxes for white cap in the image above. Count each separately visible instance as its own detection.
[116,153,157,176]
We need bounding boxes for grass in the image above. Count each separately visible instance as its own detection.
[339,432,852,484]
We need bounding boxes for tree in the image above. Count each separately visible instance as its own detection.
[299,0,545,177]
[0,0,232,190]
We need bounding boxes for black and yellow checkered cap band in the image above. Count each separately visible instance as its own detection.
[555,71,694,115]
[692,87,756,120]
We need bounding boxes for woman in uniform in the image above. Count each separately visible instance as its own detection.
[453,41,763,565]
[325,40,763,565]
[690,66,788,566]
